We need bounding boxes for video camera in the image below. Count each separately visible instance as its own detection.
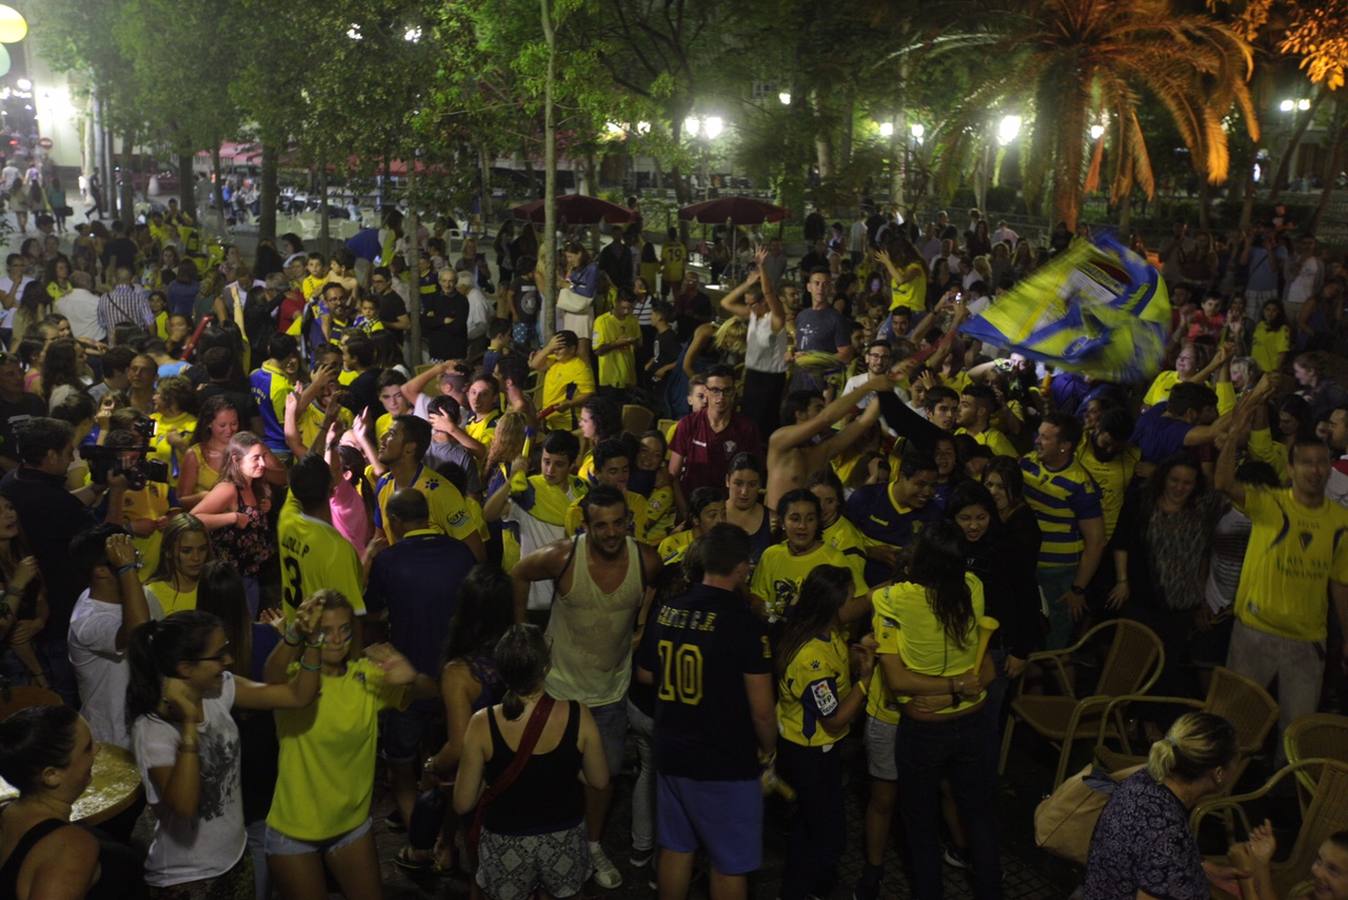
[86,418,170,490]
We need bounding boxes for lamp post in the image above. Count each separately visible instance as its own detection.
[685,115,726,200]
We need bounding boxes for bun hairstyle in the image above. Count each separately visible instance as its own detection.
[1147,712,1238,784]
[0,705,80,793]
[495,624,551,721]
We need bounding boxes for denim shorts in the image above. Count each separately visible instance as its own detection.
[657,774,762,875]
[263,816,372,857]
[589,700,628,776]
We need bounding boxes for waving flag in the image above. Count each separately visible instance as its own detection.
[958,233,1171,383]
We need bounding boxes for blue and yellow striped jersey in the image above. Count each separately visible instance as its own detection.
[1019,453,1103,568]
[249,360,293,454]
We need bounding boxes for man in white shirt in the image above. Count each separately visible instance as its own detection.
[991,219,1020,247]
[849,214,869,265]
[67,526,158,750]
[0,253,34,331]
[918,223,943,266]
[54,271,106,342]
[1284,235,1323,320]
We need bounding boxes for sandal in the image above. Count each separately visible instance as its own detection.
[394,846,438,874]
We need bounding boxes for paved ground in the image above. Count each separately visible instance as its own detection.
[372,728,1085,900]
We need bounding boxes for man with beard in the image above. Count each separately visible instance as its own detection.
[509,486,663,889]
[370,414,485,561]
[1075,407,1139,542]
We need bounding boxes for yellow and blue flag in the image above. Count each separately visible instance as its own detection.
[958,233,1170,383]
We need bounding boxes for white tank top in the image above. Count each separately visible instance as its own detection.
[745,310,787,374]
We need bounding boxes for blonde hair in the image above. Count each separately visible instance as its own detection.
[487,411,527,469]
[1147,712,1237,783]
[713,317,747,357]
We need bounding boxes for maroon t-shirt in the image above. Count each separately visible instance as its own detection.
[670,410,762,494]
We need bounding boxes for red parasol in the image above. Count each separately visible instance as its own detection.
[677,196,790,225]
[512,194,636,225]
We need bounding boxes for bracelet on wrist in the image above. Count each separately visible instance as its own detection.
[114,562,139,576]
[299,660,322,672]
[283,628,302,647]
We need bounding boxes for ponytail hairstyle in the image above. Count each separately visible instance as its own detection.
[775,565,853,675]
[907,520,975,648]
[494,623,551,721]
[195,561,252,677]
[125,611,222,728]
[0,705,80,794]
[1147,711,1237,784]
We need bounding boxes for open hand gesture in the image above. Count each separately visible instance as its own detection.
[365,642,417,685]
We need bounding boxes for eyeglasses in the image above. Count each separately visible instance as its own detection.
[191,641,232,663]
[705,386,733,396]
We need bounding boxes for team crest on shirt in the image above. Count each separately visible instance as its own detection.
[1299,531,1314,550]
[810,680,838,716]
[809,659,821,670]
[723,440,738,457]
[772,579,799,615]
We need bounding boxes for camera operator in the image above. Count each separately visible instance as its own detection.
[95,424,173,576]
[0,417,128,704]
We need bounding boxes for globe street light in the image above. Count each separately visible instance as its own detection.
[879,121,894,138]
[1089,124,1105,140]
[684,115,700,138]
[1298,98,1311,111]
[1279,99,1295,112]
[910,122,925,144]
[778,91,792,106]
[996,114,1022,147]
[704,116,724,139]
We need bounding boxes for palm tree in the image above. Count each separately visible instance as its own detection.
[926,0,1259,230]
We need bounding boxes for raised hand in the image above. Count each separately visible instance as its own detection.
[365,642,418,685]
[160,676,203,724]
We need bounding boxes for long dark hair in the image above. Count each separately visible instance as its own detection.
[125,611,222,727]
[192,394,242,446]
[195,561,252,678]
[907,521,974,648]
[495,624,550,721]
[0,705,79,793]
[775,565,853,675]
[442,565,514,667]
[39,338,82,399]
[1146,453,1205,512]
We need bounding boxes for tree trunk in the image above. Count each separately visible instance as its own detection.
[839,92,854,171]
[318,162,331,258]
[1197,178,1211,230]
[259,142,279,244]
[1310,99,1348,232]
[210,145,226,234]
[406,166,422,367]
[1117,183,1133,235]
[119,126,136,225]
[892,60,908,208]
[813,100,834,185]
[1269,87,1329,202]
[479,144,493,226]
[178,152,196,220]
[89,90,102,207]
[540,0,557,342]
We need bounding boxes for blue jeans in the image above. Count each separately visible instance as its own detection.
[627,699,655,853]
[1037,566,1077,650]
[895,710,1002,900]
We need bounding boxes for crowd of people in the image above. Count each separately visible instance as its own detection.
[0,193,1344,900]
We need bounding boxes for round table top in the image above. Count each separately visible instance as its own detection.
[0,743,142,825]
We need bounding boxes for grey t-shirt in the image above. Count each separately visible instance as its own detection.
[794,306,851,354]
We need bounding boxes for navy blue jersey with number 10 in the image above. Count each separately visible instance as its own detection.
[636,583,771,781]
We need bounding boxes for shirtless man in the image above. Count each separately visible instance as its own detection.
[765,374,888,511]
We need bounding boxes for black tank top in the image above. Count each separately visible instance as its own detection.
[482,700,585,835]
[0,817,144,900]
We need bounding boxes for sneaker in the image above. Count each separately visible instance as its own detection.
[384,810,406,834]
[590,842,624,889]
[630,846,654,868]
[942,844,970,870]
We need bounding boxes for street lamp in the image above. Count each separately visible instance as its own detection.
[403,26,422,43]
[1298,98,1311,111]
[878,121,894,138]
[778,91,792,106]
[996,114,1022,147]
[1089,124,1105,140]
[684,115,700,138]
[1279,99,1295,112]
[910,122,925,144]
[704,116,724,139]
[635,121,651,135]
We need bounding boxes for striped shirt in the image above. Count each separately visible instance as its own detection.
[98,284,155,339]
[1020,452,1103,568]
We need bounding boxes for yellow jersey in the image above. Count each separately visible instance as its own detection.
[868,597,902,725]
[594,312,642,389]
[1142,370,1182,407]
[145,581,198,617]
[777,630,853,747]
[750,541,867,621]
[542,357,595,431]
[1251,323,1289,376]
[658,529,696,566]
[1075,441,1139,541]
[1234,486,1348,641]
[278,492,365,617]
[889,263,926,312]
[372,463,481,546]
[872,574,986,714]
[566,489,648,541]
[269,658,408,840]
[149,410,197,484]
[956,425,1018,458]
